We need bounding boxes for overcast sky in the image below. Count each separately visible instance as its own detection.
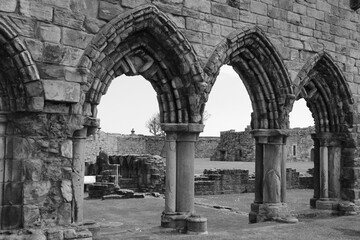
[97,65,314,136]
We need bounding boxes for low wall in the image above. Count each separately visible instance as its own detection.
[195,168,313,196]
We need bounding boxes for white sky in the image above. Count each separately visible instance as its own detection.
[97,65,314,136]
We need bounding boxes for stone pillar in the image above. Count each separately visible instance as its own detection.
[315,132,341,210]
[161,124,207,234]
[71,127,87,224]
[310,134,320,208]
[0,113,8,229]
[249,129,296,223]
[164,132,176,213]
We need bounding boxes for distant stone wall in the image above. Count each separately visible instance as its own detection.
[85,131,219,163]
[211,127,315,162]
[210,128,255,162]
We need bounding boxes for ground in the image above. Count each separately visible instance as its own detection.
[84,159,348,239]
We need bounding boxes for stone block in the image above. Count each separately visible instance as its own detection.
[184,0,211,13]
[61,47,84,66]
[84,17,106,34]
[212,3,239,20]
[19,0,53,21]
[8,16,36,38]
[4,159,24,182]
[121,0,151,8]
[24,38,43,61]
[61,140,73,158]
[23,181,51,205]
[0,0,17,12]
[54,8,85,29]
[45,0,71,9]
[43,42,66,64]
[250,1,268,15]
[186,18,212,33]
[43,80,80,103]
[70,0,98,18]
[24,159,42,181]
[63,229,77,239]
[4,182,23,205]
[25,81,44,97]
[47,229,64,240]
[38,23,61,43]
[23,205,40,228]
[2,205,22,229]
[98,1,123,21]
[63,28,93,49]
[58,202,71,225]
[10,137,35,160]
[61,180,72,202]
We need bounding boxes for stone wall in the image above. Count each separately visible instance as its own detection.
[195,168,313,195]
[211,127,314,162]
[210,128,255,162]
[85,131,219,163]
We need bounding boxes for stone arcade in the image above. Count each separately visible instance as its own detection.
[0,0,360,238]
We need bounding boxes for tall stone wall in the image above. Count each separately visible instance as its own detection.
[85,131,219,162]
[286,127,315,162]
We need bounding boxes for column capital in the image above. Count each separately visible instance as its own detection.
[251,129,288,145]
[161,123,204,133]
[72,127,88,140]
[312,132,342,147]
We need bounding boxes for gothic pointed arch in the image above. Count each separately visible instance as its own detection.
[0,17,44,112]
[293,52,354,133]
[79,5,206,124]
[204,27,294,129]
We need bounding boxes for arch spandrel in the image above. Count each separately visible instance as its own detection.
[0,16,44,112]
[79,5,207,124]
[204,27,294,130]
[294,52,354,133]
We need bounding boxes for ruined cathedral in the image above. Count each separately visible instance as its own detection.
[0,0,360,238]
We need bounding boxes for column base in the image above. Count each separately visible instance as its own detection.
[315,198,338,210]
[339,201,358,215]
[249,203,298,224]
[161,212,208,234]
[310,198,318,209]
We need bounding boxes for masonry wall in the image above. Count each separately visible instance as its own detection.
[85,131,219,163]
[211,127,314,162]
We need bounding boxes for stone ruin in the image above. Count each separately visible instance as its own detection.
[211,127,314,162]
[86,151,165,199]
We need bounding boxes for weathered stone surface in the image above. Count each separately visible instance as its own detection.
[23,181,51,205]
[84,17,106,34]
[24,38,43,61]
[61,47,84,66]
[61,180,72,202]
[24,159,42,181]
[43,80,80,103]
[121,0,151,8]
[184,0,211,13]
[70,0,98,17]
[62,28,93,49]
[43,43,65,64]
[0,0,17,12]
[61,140,73,158]
[98,1,123,21]
[38,23,61,43]
[19,0,53,21]
[23,205,40,227]
[7,16,37,38]
[212,2,239,20]
[54,8,85,29]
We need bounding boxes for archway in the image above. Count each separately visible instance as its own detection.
[293,52,354,210]
[204,27,295,222]
[77,5,208,232]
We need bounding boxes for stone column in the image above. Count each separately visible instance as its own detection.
[310,134,320,208]
[164,132,177,213]
[0,113,7,229]
[161,124,207,234]
[249,130,295,223]
[71,127,87,224]
[176,132,198,214]
[316,132,340,210]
